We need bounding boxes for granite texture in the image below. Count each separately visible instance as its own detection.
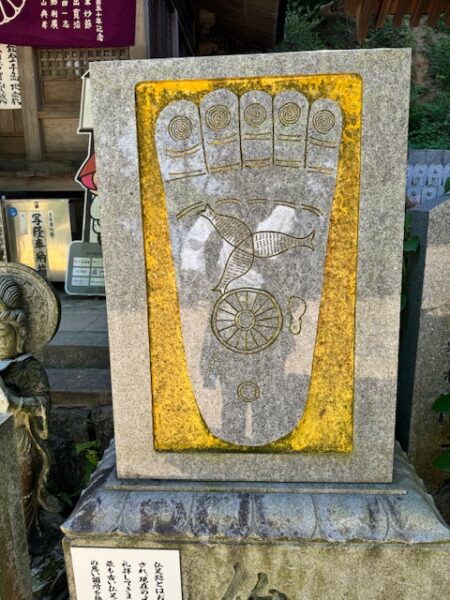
[62,443,450,599]
[153,90,342,447]
[65,542,450,600]
[397,194,450,492]
[90,49,411,482]
[141,77,356,454]
[63,440,449,543]
[0,414,32,600]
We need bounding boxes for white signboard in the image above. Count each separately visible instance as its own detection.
[0,44,21,109]
[71,547,183,600]
[65,241,105,295]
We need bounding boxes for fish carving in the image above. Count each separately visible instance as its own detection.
[200,204,315,293]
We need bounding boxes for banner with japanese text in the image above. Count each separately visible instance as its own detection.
[0,44,20,108]
[0,0,135,48]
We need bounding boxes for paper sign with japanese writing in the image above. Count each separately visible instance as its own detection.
[0,44,20,109]
[70,547,183,600]
[0,0,135,48]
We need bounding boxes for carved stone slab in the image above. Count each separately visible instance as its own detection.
[90,49,411,481]
[398,195,450,494]
[152,89,342,447]
[0,414,32,600]
[62,442,450,599]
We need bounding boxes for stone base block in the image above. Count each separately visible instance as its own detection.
[62,443,450,599]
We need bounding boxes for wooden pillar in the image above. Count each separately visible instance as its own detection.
[16,47,43,162]
[376,0,392,28]
[392,0,411,27]
[356,0,377,42]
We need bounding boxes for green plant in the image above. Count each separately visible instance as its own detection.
[278,3,325,52]
[362,17,414,49]
[432,394,450,471]
[278,2,450,149]
[75,440,102,488]
[409,86,450,149]
[409,34,450,148]
[428,36,450,91]
[46,439,102,510]
[46,481,75,509]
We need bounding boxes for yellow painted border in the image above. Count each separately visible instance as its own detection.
[136,74,362,452]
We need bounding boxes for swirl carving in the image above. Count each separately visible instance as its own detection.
[312,109,335,134]
[279,102,301,126]
[205,105,231,131]
[244,103,267,128]
[168,116,193,141]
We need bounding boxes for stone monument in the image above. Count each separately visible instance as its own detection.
[0,413,33,600]
[0,263,61,531]
[397,195,450,506]
[62,49,450,598]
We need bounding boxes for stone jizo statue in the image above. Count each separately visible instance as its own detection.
[0,263,61,531]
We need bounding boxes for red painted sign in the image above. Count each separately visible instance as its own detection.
[0,0,136,47]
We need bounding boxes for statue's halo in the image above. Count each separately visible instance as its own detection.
[0,263,60,353]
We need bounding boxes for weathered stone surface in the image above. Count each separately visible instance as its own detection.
[63,441,449,543]
[64,540,450,600]
[397,195,450,495]
[62,442,450,599]
[0,413,32,600]
[90,49,410,483]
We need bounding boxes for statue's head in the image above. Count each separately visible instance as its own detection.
[0,277,27,359]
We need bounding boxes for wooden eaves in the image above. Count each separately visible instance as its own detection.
[321,0,450,41]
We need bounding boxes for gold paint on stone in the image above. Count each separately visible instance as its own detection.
[135,73,362,453]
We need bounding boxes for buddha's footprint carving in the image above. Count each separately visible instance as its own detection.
[154,87,343,446]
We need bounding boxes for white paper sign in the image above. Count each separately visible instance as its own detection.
[70,547,183,600]
[0,44,21,109]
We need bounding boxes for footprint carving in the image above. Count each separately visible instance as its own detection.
[154,86,343,447]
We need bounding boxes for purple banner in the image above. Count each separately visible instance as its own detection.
[0,0,136,48]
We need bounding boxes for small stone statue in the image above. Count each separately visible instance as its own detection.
[0,263,61,531]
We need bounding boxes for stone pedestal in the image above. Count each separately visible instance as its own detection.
[397,195,450,501]
[62,442,450,600]
[0,414,32,600]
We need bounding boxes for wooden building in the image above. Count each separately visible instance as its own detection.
[322,0,450,41]
[0,0,286,194]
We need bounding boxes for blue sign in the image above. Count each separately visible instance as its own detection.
[7,207,17,217]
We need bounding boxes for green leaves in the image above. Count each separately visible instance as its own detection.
[75,440,100,454]
[432,394,450,414]
[75,440,101,487]
[432,451,450,472]
[431,395,450,472]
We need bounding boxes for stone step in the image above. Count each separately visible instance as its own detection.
[36,332,110,369]
[47,367,112,407]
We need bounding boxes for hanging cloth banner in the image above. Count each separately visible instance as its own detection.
[0,0,136,48]
[0,44,21,109]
